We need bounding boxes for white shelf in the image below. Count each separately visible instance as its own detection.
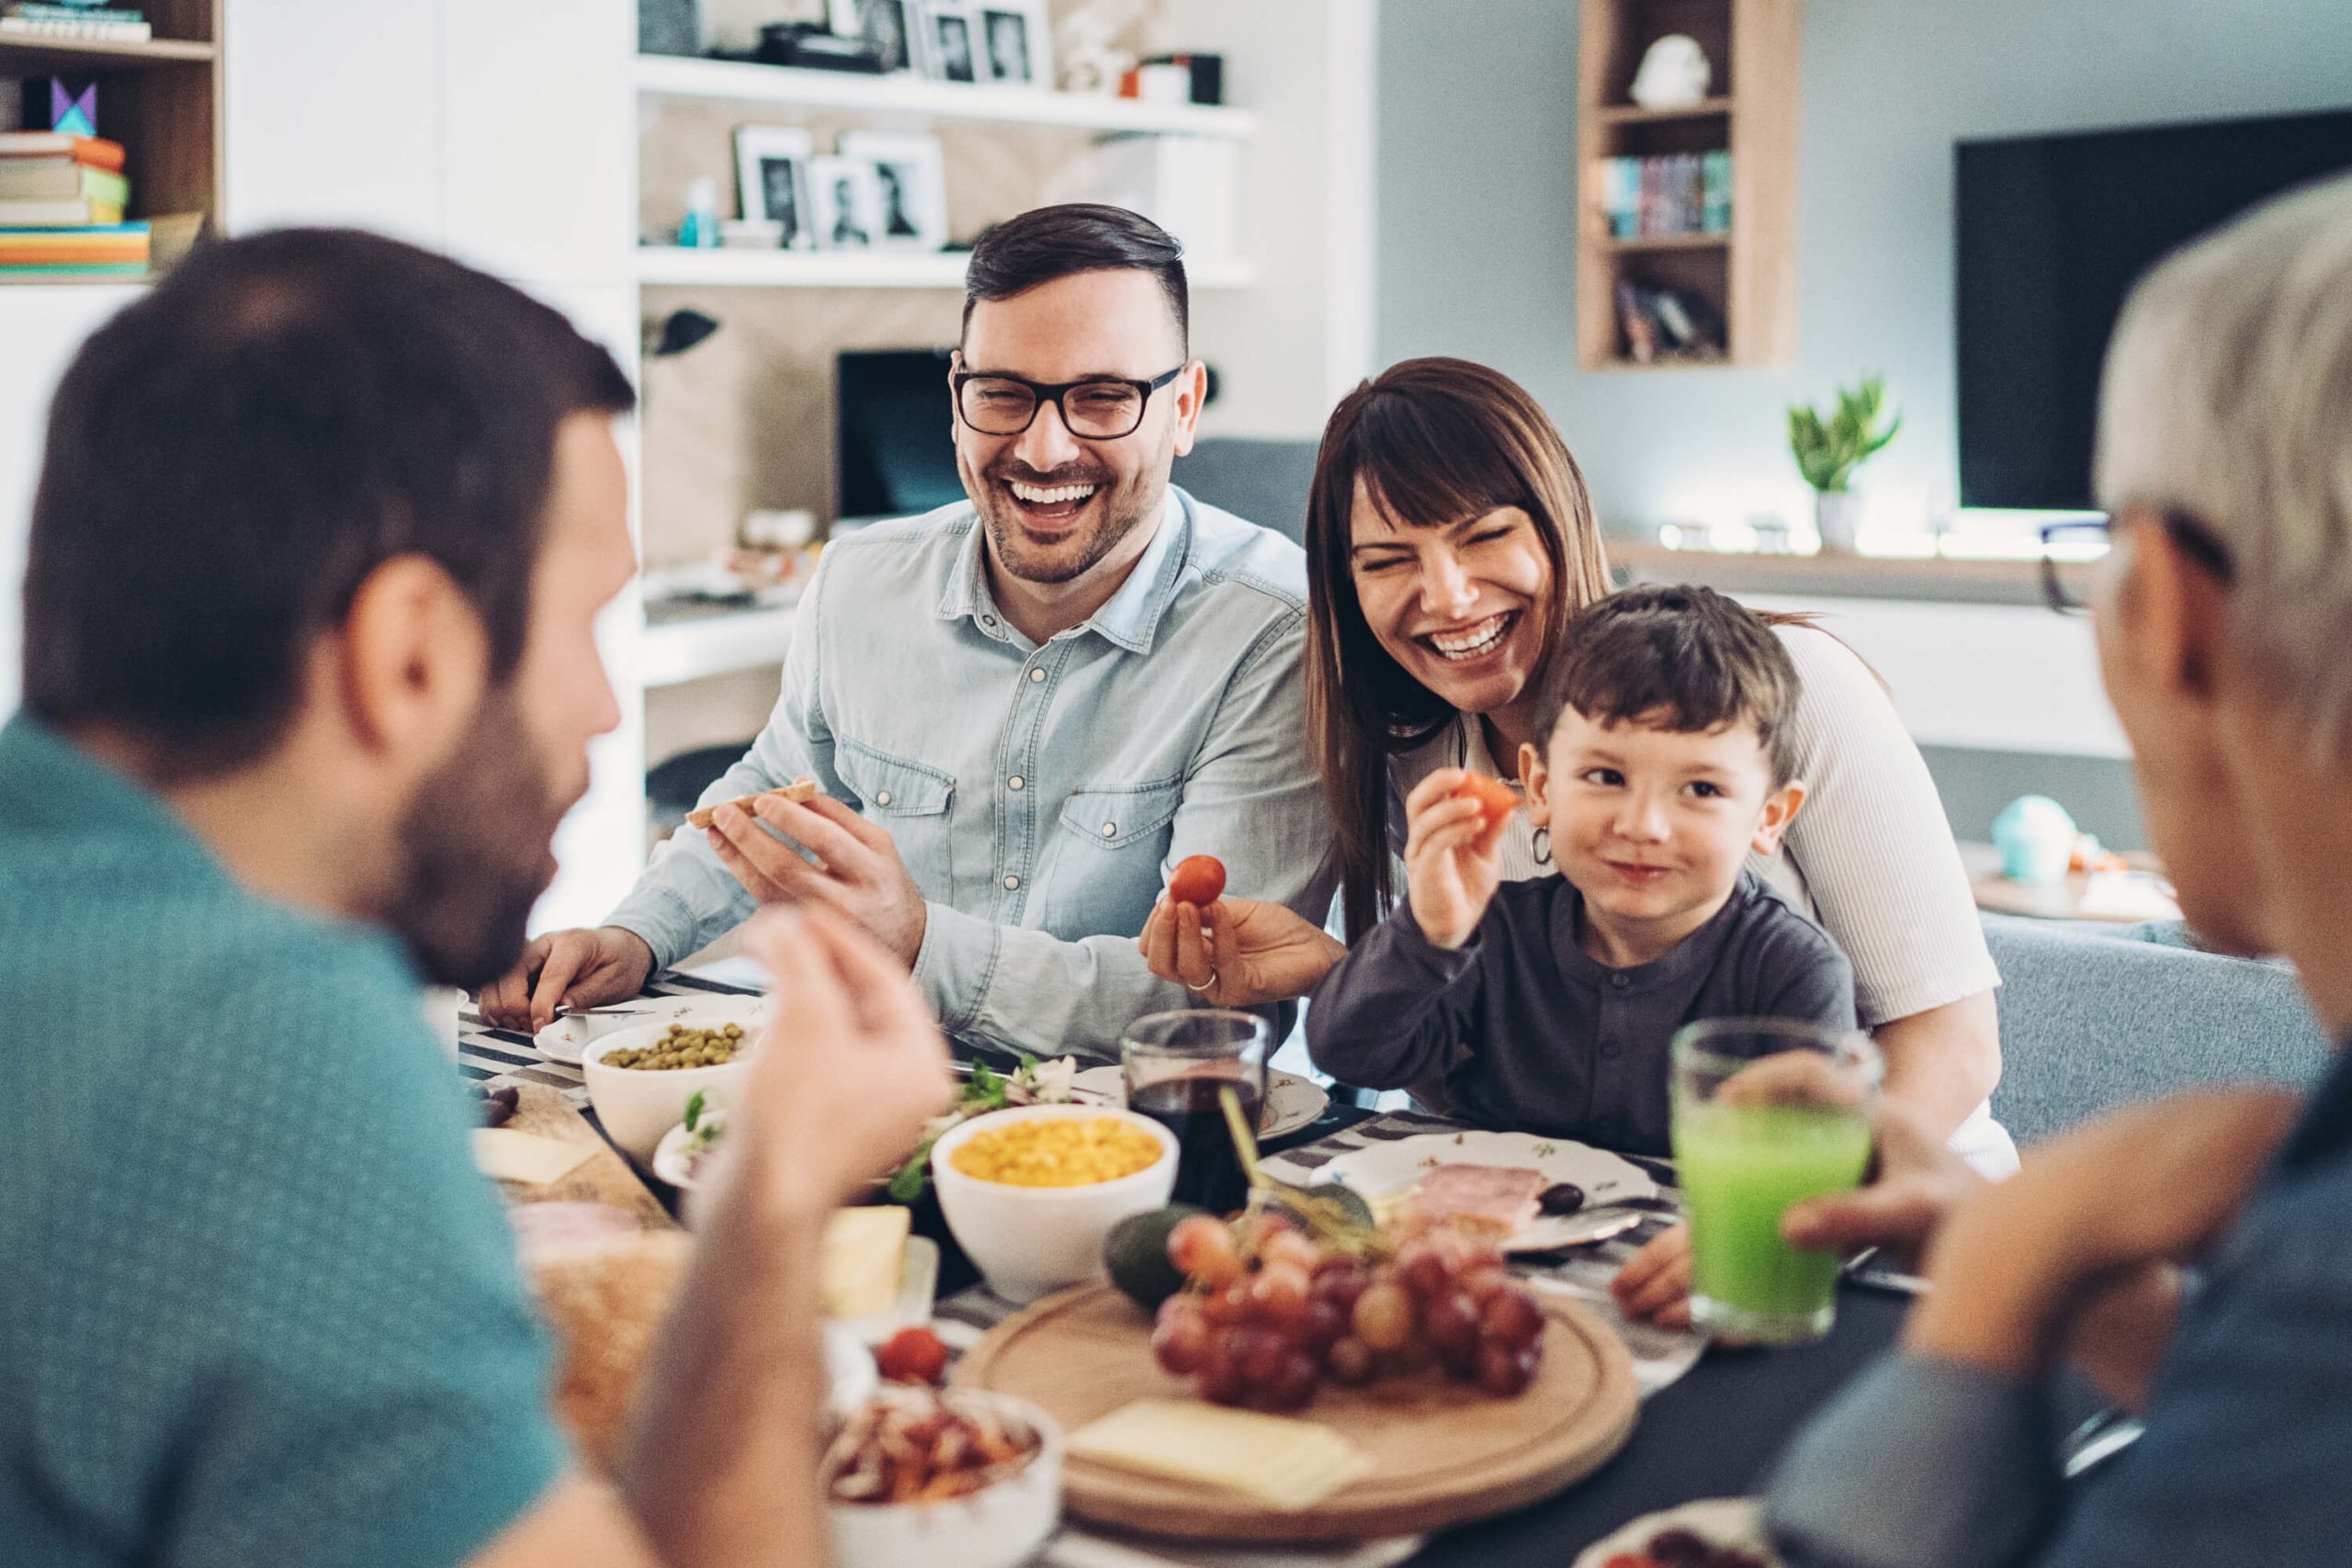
[634,54,1257,139]
[635,246,1255,290]
[640,604,797,688]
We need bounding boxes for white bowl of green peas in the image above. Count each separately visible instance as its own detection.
[582,1016,758,1163]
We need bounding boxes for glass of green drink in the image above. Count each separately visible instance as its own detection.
[1671,1018,1883,1344]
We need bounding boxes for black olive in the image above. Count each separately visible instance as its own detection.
[1538,1182,1587,1215]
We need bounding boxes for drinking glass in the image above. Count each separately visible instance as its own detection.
[1121,1010,1269,1215]
[1670,1018,1883,1344]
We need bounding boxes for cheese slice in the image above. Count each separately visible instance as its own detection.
[473,1128,596,1186]
[821,1206,911,1319]
[1066,1400,1374,1510]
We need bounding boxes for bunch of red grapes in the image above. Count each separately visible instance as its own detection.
[1150,1212,1547,1411]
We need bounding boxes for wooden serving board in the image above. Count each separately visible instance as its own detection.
[954,1282,1639,1542]
[492,1084,677,1230]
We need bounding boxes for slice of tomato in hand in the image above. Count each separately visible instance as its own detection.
[1451,773,1521,829]
[875,1325,950,1384]
[1168,854,1227,908]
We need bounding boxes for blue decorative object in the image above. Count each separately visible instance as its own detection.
[1993,795,2077,884]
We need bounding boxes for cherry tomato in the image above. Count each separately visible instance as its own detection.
[875,1325,950,1384]
[1451,773,1521,829]
[1168,854,1227,907]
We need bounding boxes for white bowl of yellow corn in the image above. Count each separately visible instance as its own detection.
[930,1104,1178,1303]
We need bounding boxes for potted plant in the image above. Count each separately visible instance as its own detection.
[1788,377,1899,552]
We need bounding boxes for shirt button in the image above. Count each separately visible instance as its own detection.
[1600,1041,1623,1060]
[1102,822,1117,837]
[1003,874,1021,890]
[876,790,893,807]
[1029,668,1046,682]
[982,615,997,627]
[1008,776,1023,791]
[1609,972,1630,989]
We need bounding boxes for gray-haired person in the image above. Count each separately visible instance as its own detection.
[1765,172,2352,1568]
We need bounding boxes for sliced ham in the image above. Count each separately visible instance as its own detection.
[1399,1163,1548,1240]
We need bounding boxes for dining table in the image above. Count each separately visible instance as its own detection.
[458,972,1922,1567]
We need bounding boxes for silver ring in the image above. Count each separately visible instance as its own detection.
[1185,968,1219,995]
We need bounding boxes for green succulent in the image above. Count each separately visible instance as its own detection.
[1788,377,1900,492]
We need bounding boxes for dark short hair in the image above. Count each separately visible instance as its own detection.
[961,202,1188,352]
[1534,584,1804,786]
[21,227,635,779]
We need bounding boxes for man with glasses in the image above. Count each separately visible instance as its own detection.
[486,204,1336,1055]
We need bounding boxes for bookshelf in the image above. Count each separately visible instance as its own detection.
[0,0,222,281]
[1575,0,1799,369]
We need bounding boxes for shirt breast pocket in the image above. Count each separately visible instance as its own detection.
[1043,778,1184,937]
[832,738,956,897]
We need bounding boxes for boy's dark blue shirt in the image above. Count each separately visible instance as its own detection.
[1306,868,1857,1153]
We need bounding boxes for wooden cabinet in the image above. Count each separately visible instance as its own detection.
[1575,0,1799,369]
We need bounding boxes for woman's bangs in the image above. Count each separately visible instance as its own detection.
[1351,394,1524,535]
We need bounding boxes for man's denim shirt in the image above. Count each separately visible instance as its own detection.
[608,488,1338,1057]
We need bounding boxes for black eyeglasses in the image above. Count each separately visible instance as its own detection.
[952,365,1186,440]
[2040,509,2234,614]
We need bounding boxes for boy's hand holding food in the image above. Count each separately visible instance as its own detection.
[1402,769,1518,950]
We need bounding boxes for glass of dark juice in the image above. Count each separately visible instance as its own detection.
[1121,1009,1269,1215]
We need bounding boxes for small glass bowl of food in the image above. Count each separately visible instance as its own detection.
[930,1104,1178,1303]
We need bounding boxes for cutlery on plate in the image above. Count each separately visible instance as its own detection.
[551,1002,659,1019]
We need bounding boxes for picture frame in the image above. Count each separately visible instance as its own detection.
[826,0,915,75]
[974,0,1051,88]
[733,126,817,250]
[914,0,979,85]
[808,154,885,251]
[839,131,949,252]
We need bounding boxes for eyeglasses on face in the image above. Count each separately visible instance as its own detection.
[952,365,1186,440]
[2039,509,2233,615]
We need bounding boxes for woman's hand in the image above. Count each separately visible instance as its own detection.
[1401,769,1512,950]
[1138,895,1347,1008]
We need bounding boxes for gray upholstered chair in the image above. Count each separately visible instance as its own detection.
[1983,912,2333,1147]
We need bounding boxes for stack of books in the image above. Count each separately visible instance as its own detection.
[1596,152,1733,240]
[0,130,146,277]
[0,3,152,42]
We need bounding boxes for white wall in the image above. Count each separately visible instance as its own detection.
[1185,0,1379,439]
[0,288,146,716]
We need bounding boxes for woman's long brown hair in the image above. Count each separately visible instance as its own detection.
[1305,358,1612,939]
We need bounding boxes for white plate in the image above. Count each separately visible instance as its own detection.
[1310,1130,1660,1253]
[1572,1496,1778,1568]
[1068,1064,1331,1141]
[533,992,765,1065]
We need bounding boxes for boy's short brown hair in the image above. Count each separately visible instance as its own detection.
[1534,583,1804,785]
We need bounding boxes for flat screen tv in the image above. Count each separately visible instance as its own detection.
[837,347,964,523]
[1956,107,2352,511]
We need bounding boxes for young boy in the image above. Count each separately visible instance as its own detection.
[1305,583,1855,1155]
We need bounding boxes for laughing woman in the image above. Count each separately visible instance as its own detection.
[1139,358,2014,1324]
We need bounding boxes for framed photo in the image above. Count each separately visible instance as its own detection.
[840,131,948,252]
[915,0,979,85]
[809,154,884,250]
[974,1,1050,87]
[733,126,816,249]
[826,0,914,74]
